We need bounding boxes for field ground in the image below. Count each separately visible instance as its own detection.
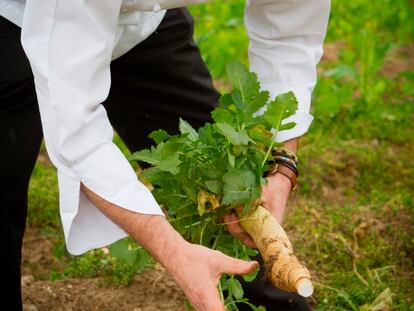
[22,1,414,310]
[22,229,184,311]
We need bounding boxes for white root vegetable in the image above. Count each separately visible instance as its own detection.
[238,206,313,297]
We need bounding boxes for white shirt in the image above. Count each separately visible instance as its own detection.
[0,0,330,255]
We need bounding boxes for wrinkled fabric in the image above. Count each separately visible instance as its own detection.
[0,0,330,254]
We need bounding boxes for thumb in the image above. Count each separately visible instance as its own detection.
[218,254,259,275]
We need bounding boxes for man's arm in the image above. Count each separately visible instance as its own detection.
[21,0,166,255]
[82,184,258,311]
[226,0,330,245]
[246,0,330,217]
[246,0,330,142]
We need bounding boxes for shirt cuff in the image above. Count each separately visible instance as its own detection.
[259,83,314,143]
[275,111,314,142]
[58,143,163,255]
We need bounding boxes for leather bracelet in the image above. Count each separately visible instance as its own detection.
[271,148,298,165]
[272,155,297,168]
[266,162,298,190]
[274,159,298,177]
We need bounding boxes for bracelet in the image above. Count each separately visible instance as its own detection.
[274,159,298,177]
[264,148,299,190]
[272,155,297,170]
[265,162,298,190]
[268,148,298,172]
[271,148,298,165]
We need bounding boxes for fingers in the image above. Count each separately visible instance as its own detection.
[218,252,259,275]
[202,285,226,311]
[223,213,256,248]
[188,283,225,311]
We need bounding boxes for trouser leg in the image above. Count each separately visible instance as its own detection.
[104,8,311,311]
[104,8,219,152]
[0,16,43,311]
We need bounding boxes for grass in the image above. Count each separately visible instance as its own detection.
[27,0,414,309]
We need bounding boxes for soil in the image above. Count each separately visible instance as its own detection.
[381,45,414,78]
[23,41,414,311]
[21,229,185,311]
[22,272,184,311]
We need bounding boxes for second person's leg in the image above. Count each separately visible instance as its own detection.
[104,8,219,153]
[0,16,43,311]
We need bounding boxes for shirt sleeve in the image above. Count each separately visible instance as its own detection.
[21,0,164,255]
[245,0,330,142]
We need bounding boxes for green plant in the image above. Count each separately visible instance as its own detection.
[128,62,312,309]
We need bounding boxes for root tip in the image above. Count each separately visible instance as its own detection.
[297,279,313,298]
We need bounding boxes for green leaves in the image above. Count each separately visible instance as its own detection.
[129,62,299,230]
[109,238,137,265]
[226,62,269,117]
[129,143,181,174]
[211,107,233,125]
[248,124,273,145]
[213,62,298,142]
[216,123,250,145]
[109,238,153,270]
[264,91,298,130]
[205,180,223,194]
[128,62,300,258]
[129,148,159,165]
[149,129,170,144]
[179,118,198,141]
[228,278,244,300]
[222,168,259,206]
[127,61,299,307]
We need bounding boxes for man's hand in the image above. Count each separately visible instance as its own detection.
[223,173,292,248]
[168,243,259,311]
[224,139,297,248]
[80,184,258,311]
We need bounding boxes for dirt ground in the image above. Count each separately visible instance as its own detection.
[21,230,185,311]
[21,42,414,311]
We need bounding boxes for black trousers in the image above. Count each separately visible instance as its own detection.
[0,9,310,311]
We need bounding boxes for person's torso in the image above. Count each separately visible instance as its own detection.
[0,0,208,27]
[0,0,206,59]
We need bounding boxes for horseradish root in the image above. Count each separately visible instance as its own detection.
[238,205,313,297]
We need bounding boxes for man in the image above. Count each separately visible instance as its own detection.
[0,0,330,310]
